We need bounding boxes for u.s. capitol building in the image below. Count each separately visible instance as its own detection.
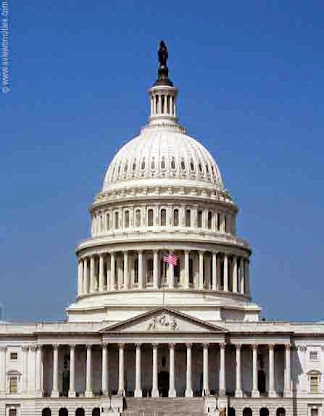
[1,43,323,416]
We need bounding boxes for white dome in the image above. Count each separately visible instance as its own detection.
[103,125,224,192]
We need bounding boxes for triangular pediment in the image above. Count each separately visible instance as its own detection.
[100,308,227,334]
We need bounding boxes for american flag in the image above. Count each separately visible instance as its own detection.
[163,253,178,266]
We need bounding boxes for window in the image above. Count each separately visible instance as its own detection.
[171,157,176,170]
[124,210,129,228]
[9,376,18,393]
[10,352,18,360]
[186,209,191,227]
[151,157,155,170]
[114,212,119,229]
[207,211,212,229]
[197,210,202,228]
[106,213,110,230]
[311,410,319,416]
[135,209,141,227]
[9,410,17,416]
[217,212,221,231]
[310,351,318,361]
[161,157,166,169]
[173,209,179,226]
[190,160,195,171]
[132,159,137,171]
[141,158,146,170]
[310,374,320,393]
[160,209,166,226]
[148,209,154,226]
[181,159,186,170]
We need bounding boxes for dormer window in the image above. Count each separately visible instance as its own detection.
[141,158,146,170]
[161,157,166,170]
[171,157,176,170]
[181,159,186,170]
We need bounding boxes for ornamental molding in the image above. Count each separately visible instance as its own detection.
[147,313,179,331]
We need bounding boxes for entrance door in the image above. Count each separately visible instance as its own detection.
[158,371,169,397]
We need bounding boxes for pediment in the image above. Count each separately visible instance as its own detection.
[101,308,227,334]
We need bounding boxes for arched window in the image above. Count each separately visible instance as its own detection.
[135,209,141,227]
[106,213,110,230]
[124,210,129,228]
[243,409,252,416]
[161,157,166,169]
[186,209,191,227]
[198,162,203,172]
[171,157,176,170]
[92,409,100,416]
[181,159,186,170]
[42,409,51,416]
[190,160,195,171]
[141,158,146,170]
[161,209,166,226]
[114,211,119,229]
[151,157,156,170]
[59,409,68,416]
[124,162,128,173]
[132,159,137,171]
[148,209,154,226]
[197,210,202,228]
[276,409,286,416]
[207,211,212,229]
[260,408,269,416]
[75,409,85,416]
[173,209,179,226]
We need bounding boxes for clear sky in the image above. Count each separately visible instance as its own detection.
[1,1,324,322]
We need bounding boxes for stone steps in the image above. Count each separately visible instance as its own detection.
[123,397,204,416]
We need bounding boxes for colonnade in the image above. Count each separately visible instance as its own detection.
[21,342,292,398]
[77,250,249,296]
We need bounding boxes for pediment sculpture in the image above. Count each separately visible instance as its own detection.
[147,313,179,331]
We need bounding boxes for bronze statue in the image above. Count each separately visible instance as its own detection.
[154,40,173,86]
[158,40,168,68]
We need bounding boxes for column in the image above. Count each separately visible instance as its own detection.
[22,346,28,394]
[85,344,93,397]
[153,250,159,289]
[102,343,109,396]
[83,258,88,294]
[152,344,159,397]
[240,257,245,294]
[123,251,129,289]
[203,343,210,396]
[252,344,260,397]
[235,344,243,397]
[168,262,175,289]
[232,256,238,293]
[78,260,83,295]
[90,256,95,292]
[51,344,59,397]
[268,344,276,397]
[223,255,228,291]
[212,252,217,290]
[99,254,105,292]
[138,251,144,289]
[118,343,125,395]
[184,251,190,289]
[219,343,226,396]
[245,259,249,294]
[110,252,115,290]
[68,345,76,397]
[117,256,123,289]
[168,343,176,397]
[134,344,142,397]
[0,347,6,394]
[284,343,292,396]
[35,345,43,397]
[198,251,204,289]
[185,343,193,397]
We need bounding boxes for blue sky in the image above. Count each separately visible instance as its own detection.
[1,1,324,322]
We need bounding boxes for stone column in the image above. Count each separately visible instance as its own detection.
[168,262,175,289]
[184,250,190,289]
[138,250,144,289]
[123,251,129,289]
[78,260,83,296]
[203,343,210,396]
[22,346,29,394]
[235,344,243,397]
[219,343,226,396]
[168,343,176,397]
[85,345,93,397]
[83,258,88,294]
[110,252,115,290]
[99,254,105,292]
[0,347,6,394]
[240,257,245,294]
[153,250,159,289]
[284,344,292,397]
[223,255,228,291]
[102,343,109,396]
[185,343,193,397]
[118,343,125,395]
[90,256,95,292]
[35,345,43,397]
[252,344,260,397]
[134,344,142,397]
[152,344,159,398]
[212,252,217,290]
[199,251,204,289]
[268,344,276,397]
[232,256,238,293]
[244,259,249,294]
[51,344,59,397]
[68,345,76,398]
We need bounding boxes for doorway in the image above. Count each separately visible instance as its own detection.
[158,371,169,397]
